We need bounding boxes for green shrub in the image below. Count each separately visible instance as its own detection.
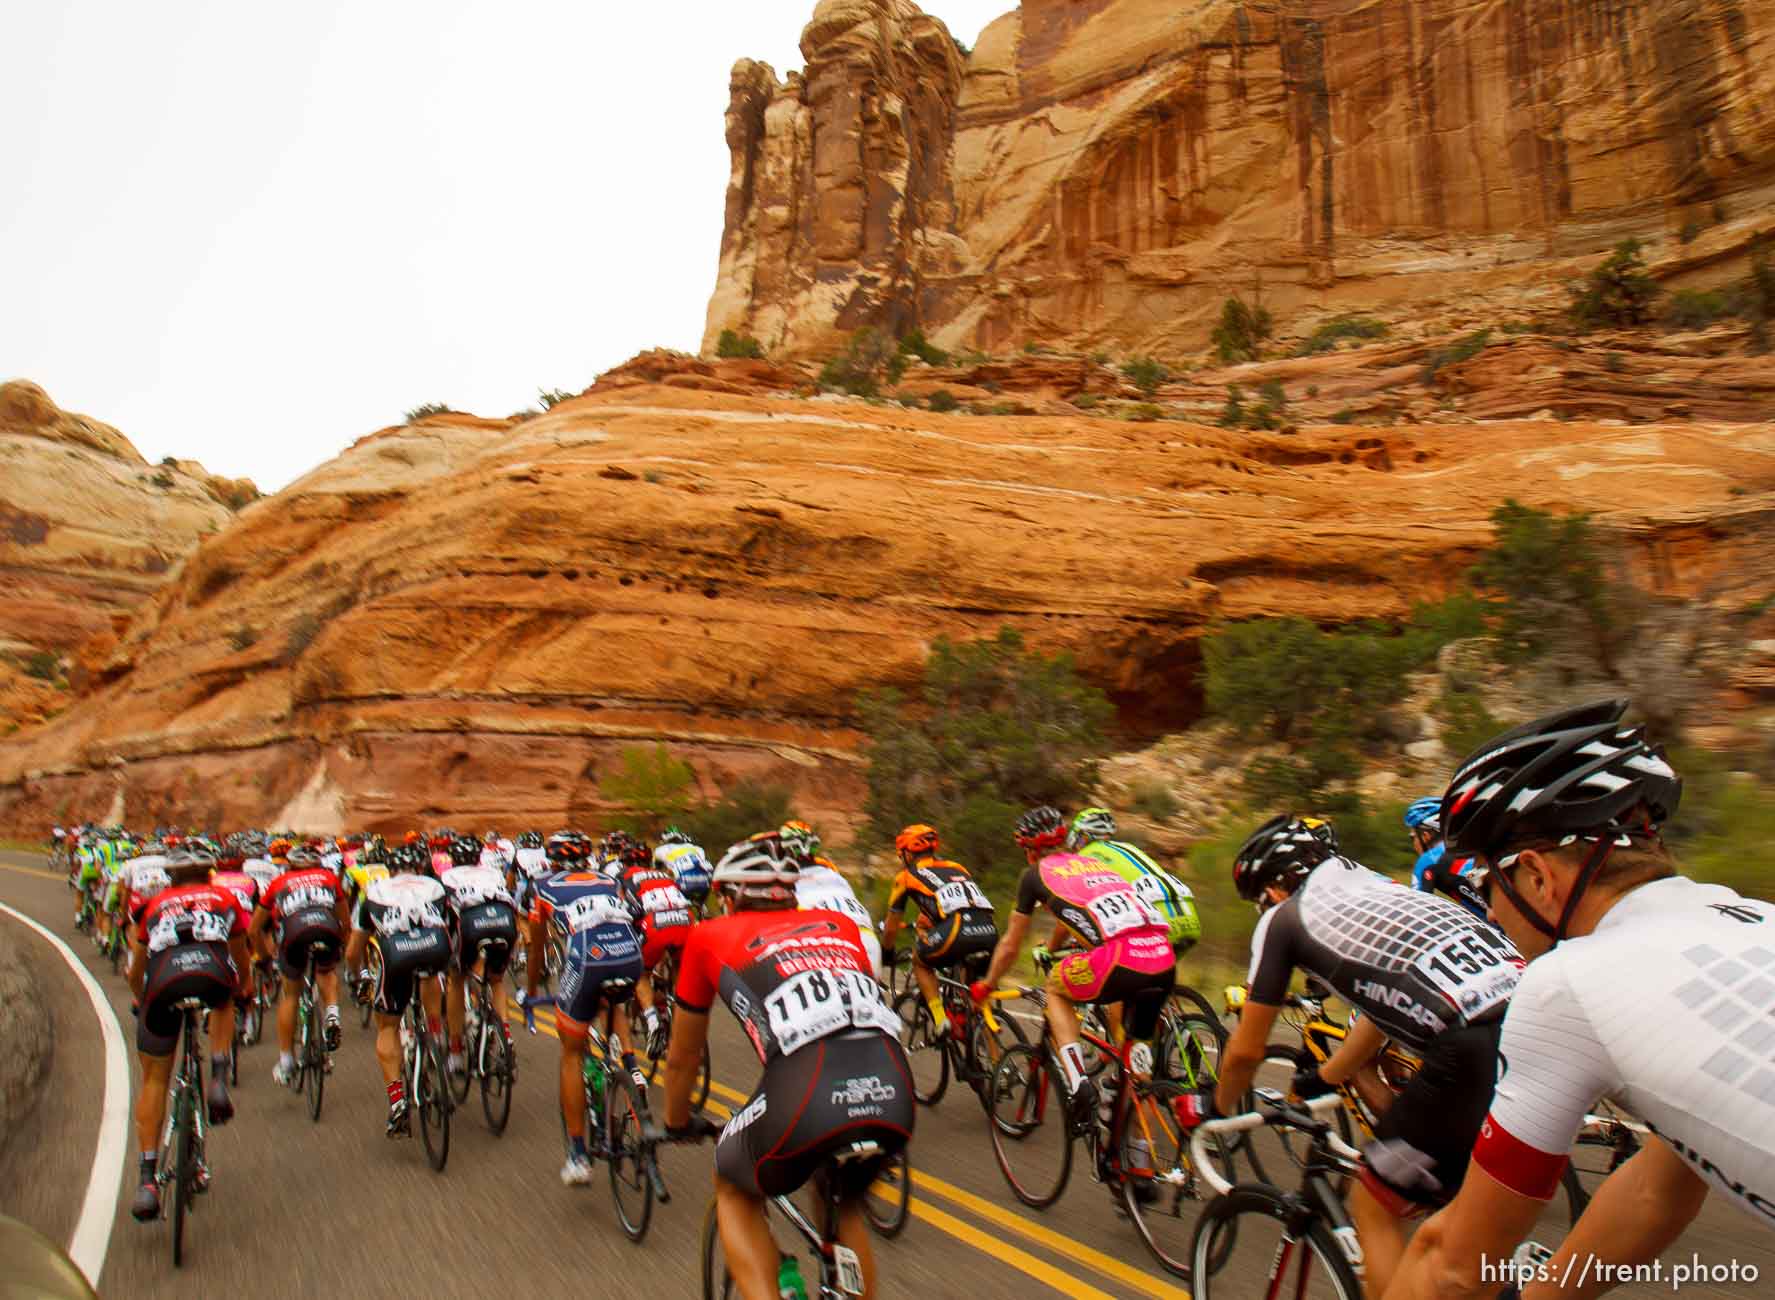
[819,327,899,397]
[898,330,949,367]
[680,780,799,857]
[1661,289,1738,330]
[404,402,451,423]
[1421,329,1492,384]
[1220,384,1283,430]
[1468,499,1620,668]
[715,329,766,360]
[1022,340,1044,355]
[1129,779,1182,823]
[1219,385,1246,428]
[859,628,1112,900]
[1211,296,1273,364]
[150,471,175,490]
[601,743,696,835]
[1328,407,1357,425]
[1499,319,1535,335]
[1745,250,1775,353]
[228,625,259,652]
[1568,239,1659,330]
[23,651,58,681]
[538,387,576,410]
[1121,356,1169,396]
[160,455,178,467]
[1257,379,1287,408]
[927,389,959,413]
[1435,683,1501,759]
[1071,393,1101,411]
[1090,350,1111,366]
[1124,402,1164,422]
[1663,748,1775,899]
[1294,316,1387,356]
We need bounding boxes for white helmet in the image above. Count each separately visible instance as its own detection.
[711,834,799,906]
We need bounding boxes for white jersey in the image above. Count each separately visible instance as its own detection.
[654,842,709,878]
[513,847,551,880]
[438,865,514,911]
[1476,876,1775,1227]
[242,857,279,894]
[321,849,345,877]
[797,863,881,979]
[363,874,448,934]
[478,846,509,872]
[121,854,172,901]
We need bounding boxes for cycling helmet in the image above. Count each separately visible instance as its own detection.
[287,843,321,867]
[1231,815,1338,902]
[620,839,650,867]
[1403,797,1443,836]
[449,835,481,867]
[779,820,821,862]
[1067,806,1117,850]
[517,831,543,849]
[894,823,940,858]
[1441,699,1680,861]
[711,836,799,906]
[359,840,388,866]
[267,838,294,859]
[389,844,426,873]
[658,828,690,846]
[597,831,631,860]
[1012,806,1067,852]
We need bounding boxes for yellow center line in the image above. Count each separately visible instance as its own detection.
[896,1196,1122,1300]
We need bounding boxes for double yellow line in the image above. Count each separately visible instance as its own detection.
[519,1001,1189,1299]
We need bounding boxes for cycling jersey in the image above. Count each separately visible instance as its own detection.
[361,875,450,1016]
[320,849,344,878]
[621,864,695,969]
[439,865,518,975]
[796,862,883,976]
[530,872,644,1035]
[242,858,279,898]
[1474,877,1775,1224]
[1013,851,1169,953]
[1247,857,1521,1052]
[260,866,345,977]
[133,882,247,1055]
[1078,840,1201,950]
[210,868,259,913]
[653,842,712,902]
[118,854,173,920]
[1410,840,1450,889]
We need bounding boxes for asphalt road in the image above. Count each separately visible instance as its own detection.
[4,850,1772,1298]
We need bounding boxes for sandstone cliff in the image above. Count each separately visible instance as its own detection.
[0,370,1769,835]
[0,380,256,729]
[706,0,1775,358]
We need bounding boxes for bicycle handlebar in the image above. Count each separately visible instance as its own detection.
[1189,1091,1360,1197]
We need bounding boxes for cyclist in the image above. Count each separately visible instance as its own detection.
[1405,796,1488,920]
[358,844,452,1136]
[479,829,514,872]
[783,820,881,978]
[251,843,348,1084]
[616,835,695,1055]
[126,848,249,1221]
[1385,699,1775,1298]
[881,824,996,1035]
[510,831,552,908]
[1180,812,1523,1297]
[521,860,647,1185]
[114,845,175,979]
[973,806,1173,1124]
[439,834,519,1081]
[343,837,391,1000]
[652,828,713,912]
[662,834,912,1300]
[1066,806,1202,956]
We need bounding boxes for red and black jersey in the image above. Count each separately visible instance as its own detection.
[258,866,343,940]
[135,883,249,955]
[621,864,694,930]
[674,909,895,1063]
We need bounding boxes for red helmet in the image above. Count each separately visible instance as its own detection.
[1012,806,1066,851]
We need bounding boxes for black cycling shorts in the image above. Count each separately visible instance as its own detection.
[451,901,517,977]
[140,942,237,1056]
[276,908,344,980]
[915,910,998,971]
[371,926,451,1017]
[1360,1017,1503,1213]
[717,1029,914,1200]
[556,925,644,1035]
[1090,962,1175,1042]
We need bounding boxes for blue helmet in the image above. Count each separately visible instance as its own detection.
[1403,797,1443,835]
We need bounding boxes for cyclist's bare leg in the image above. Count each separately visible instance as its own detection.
[1350,1065,1394,1117]
[373,1013,400,1084]
[134,1052,175,1150]
[714,1174,781,1300]
[1042,966,1083,1050]
[277,980,298,1055]
[1347,1180,1408,1297]
[446,971,466,1045]
[317,966,340,1014]
[344,928,367,976]
[816,1182,879,1299]
[911,955,944,1026]
[557,1029,587,1138]
[608,1002,634,1058]
[419,972,443,1028]
[207,999,234,1055]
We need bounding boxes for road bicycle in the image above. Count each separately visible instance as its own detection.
[282,946,329,1122]
[526,991,670,1241]
[636,947,710,1112]
[1188,1090,1366,1300]
[393,964,453,1171]
[983,968,1229,1279]
[454,943,517,1134]
[352,940,382,1027]
[862,1143,910,1240]
[156,997,217,1268]
[701,1138,893,1299]
[890,948,1027,1109]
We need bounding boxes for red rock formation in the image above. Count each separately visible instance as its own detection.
[707,0,1775,358]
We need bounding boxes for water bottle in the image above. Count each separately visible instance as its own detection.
[583,1053,605,1104]
[776,1254,807,1300]
[465,999,481,1043]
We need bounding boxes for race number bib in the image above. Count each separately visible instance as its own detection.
[641,884,691,915]
[933,879,990,917]
[1413,931,1519,1019]
[1086,889,1160,939]
[132,866,171,898]
[766,969,899,1056]
[1132,875,1173,909]
[561,893,631,932]
[190,909,231,943]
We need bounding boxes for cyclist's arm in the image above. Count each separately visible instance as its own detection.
[1215,996,1280,1114]
[879,873,911,946]
[662,1006,709,1130]
[1316,1013,1387,1087]
[127,933,148,1000]
[1216,902,1294,1111]
[981,872,1041,989]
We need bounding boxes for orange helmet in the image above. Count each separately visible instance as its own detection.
[894,824,939,859]
[267,838,293,858]
[403,830,422,845]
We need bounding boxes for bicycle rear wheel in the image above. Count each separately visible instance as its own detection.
[303,1011,325,1121]
[700,1196,734,1300]
[864,1144,911,1239]
[894,988,949,1106]
[168,1089,193,1268]
[986,1043,1073,1208]
[480,1018,514,1134]
[605,1069,655,1241]
[1119,1084,1199,1279]
[417,1032,451,1172]
[360,944,381,1027]
[1191,1185,1362,1300]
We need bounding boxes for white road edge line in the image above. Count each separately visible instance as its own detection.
[0,901,129,1291]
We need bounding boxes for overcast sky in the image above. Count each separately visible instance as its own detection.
[4,1,1008,490]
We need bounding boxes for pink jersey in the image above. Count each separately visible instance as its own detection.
[1014,851,1173,974]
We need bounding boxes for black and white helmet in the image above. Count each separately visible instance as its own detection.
[1441,698,1681,861]
[1231,815,1338,902]
[711,833,799,905]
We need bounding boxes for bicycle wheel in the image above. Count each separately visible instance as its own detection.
[1563,1111,1642,1221]
[480,1019,514,1135]
[1152,1013,1242,1187]
[605,1069,655,1242]
[864,1144,911,1239]
[700,1196,734,1300]
[1240,1046,1352,1185]
[1076,1004,1114,1078]
[966,998,1029,1081]
[1191,1185,1362,1300]
[986,1043,1073,1208]
[894,988,949,1106]
[417,1033,451,1172]
[167,1087,194,1268]
[1119,1084,1200,1279]
[302,997,325,1122]
[360,944,381,1027]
